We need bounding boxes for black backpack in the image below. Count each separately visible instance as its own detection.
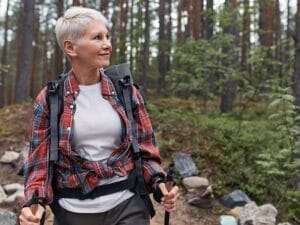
[46,64,155,224]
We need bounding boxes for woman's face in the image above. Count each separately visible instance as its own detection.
[73,20,112,69]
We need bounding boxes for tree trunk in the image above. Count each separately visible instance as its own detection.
[0,0,10,107]
[274,0,283,80]
[259,0,274,47]
[100,0,109,17]
[14,0,35,103]
[30,6,41,99]
[157,0,166,95]
[166,0,172,72]
[129,0,134,70]
[142,0,150,94]
[220,0,239,113]
[241,0,250,74]
[53,0,64,79]
[119,0,129,63]
[294,0,300,106]
[192,0,203,39]
[73,0,84,6]
[177,0,184,44]
[110,0,119,65]
[205,0,214,40]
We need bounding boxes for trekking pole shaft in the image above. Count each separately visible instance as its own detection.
[164,169,174,225]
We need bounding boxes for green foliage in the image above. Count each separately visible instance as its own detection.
[167,35,239,102]
[149,96,300,221]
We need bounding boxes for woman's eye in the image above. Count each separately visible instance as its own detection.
[94,35,101,40]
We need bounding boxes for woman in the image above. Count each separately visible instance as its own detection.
[19,6,179,225]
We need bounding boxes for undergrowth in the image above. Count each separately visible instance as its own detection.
[148,97,300,222]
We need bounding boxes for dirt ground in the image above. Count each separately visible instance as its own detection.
[0,103,219,224]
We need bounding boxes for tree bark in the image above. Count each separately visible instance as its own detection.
[14,0,35,103]
[294,0,300,106]
[177,0,184,44]
[259,0,274,47]
[119,0,129,63]
[157,0,166,95]
[100,0,109,17]
[0,0,10,107]
[241,0,250,74]
[192,0,203,39]
[205,0,214,40]
[142,0,150,94]
[53,0,64,79]
[220,0,239,113]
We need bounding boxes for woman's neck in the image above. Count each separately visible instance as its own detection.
[71,64,101,85]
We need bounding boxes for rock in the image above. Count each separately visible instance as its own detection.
[255,204,277,225]
[183,176,209,189]
[0,185,8,203]
[221,189,251,208]
[0,208,17,225]
[278,223,292,225]
[220,215,238,225]
[240,202,258,225]
[173,152,198,178]
[0,151,20,163]
[5,189,25,203]
[227,207,243,218]
[185,193,212,209]
[240,202,278,225]
[4,183,24,194]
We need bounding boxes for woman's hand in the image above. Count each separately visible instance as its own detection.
[19,204,45,225]
[158,183,180,212]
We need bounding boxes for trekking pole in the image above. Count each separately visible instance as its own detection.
[164,168,174,225]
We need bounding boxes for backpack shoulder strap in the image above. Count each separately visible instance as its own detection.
[47,74,67,162]
[104,64,155,217]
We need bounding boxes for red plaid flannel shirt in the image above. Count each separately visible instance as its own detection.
[24,71,165,204]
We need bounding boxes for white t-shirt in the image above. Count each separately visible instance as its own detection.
[58,82,134,213]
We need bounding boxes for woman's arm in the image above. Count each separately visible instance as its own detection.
[24,87,53,205]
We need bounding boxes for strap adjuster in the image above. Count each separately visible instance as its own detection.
[47,82,59,94]
[119,76,131,87]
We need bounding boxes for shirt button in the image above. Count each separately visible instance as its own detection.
[67,127,71,132]
[112,91,115,95]
[66,91,70,95]
[70,105,74,109]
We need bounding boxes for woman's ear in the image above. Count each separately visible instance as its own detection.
[64,40,77,58]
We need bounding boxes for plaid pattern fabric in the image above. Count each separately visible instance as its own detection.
[24,71,165,204]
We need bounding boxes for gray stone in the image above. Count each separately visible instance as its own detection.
[221,189,251,208]
[278,223,292,225]
[0,185,8,204]
[240,202,278,225]
[3,183,23,194]
[185,193,212,209]
[0,151,20,163]
[5,189,25,203]
[220,215,238,225]
[255,204,277,225]
[173,152,198,178]
[182,176,209,189]
[0,209,17,225]
[240,202,258,225]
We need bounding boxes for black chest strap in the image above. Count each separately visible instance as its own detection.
[54,170,137,200]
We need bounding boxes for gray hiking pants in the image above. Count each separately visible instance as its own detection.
[53,194,150,225]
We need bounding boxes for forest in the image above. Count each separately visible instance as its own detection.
[0,0,300,223]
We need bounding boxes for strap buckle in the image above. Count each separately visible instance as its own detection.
[47,81,59,94]
[119,75,131,87]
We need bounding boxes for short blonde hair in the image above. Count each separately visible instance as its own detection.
[55,6,109,51]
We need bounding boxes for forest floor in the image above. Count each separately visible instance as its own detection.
[0,102,220,225]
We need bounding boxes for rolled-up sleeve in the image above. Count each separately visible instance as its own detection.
[132,86,166,187]
[24,88,53,204]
